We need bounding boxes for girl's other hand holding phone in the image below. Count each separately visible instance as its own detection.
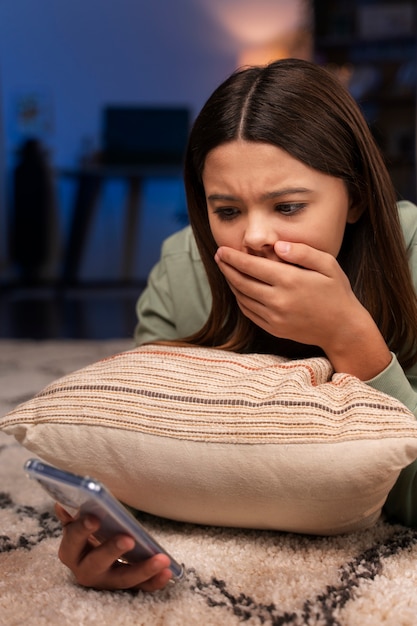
[55,504,173,591]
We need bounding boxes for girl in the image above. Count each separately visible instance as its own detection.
[57,57,417,590]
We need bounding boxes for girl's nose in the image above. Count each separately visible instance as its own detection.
[242,216,277,254]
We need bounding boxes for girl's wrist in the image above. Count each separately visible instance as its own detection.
[324,312,392,380]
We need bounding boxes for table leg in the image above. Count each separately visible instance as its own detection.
[61,174,102,283]
[121,176,141,282]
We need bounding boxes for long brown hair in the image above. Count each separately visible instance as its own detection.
[182,58,417,369]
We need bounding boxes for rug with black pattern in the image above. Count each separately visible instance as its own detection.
[1,340,417,626]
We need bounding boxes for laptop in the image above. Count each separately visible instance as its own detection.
[101,105,191,166]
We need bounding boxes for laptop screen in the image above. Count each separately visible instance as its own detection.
[101,106,191,166]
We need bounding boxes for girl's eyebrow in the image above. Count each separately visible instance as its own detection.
[207,188,312,202]
[262,187,312,200]
[207,193,238,201]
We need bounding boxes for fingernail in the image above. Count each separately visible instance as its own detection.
[116,536,134,551]
[150,555,170,572]
[83,516,96,531]
[276,241,290,254]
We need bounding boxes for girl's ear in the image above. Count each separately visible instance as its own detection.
[347,201,365,224]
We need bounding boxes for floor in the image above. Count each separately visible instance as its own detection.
[0,282,145,340]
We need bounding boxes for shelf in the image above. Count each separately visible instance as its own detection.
[316,36,416,49]
[359,94,416,106]
[313,0,417,203]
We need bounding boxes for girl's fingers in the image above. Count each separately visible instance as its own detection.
[54,502,75,525]
[216,247,276,284]
[216,243,338,284]
[73,547,172,591]
[106,554,173,591]
[274,240,337,277]
[56,511,173,591]
[58,513,101,567]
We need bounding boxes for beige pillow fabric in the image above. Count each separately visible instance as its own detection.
[2,345,417,535]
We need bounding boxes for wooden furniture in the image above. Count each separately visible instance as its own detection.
[59,164,183,283]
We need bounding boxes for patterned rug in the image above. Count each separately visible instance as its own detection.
[1,339,417,626]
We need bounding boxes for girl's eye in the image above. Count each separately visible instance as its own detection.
[213,207,239,221]
[276,202,306,215]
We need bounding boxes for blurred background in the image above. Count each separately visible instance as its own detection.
[0,0,415,339]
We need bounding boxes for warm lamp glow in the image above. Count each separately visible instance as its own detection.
[206,0,307,46]
[239,43,290,67]
[238,29,313,68]
[203,0,312,67]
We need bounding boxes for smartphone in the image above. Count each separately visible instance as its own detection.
[24,458,184,581]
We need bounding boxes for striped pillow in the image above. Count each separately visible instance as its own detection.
[2,345,417,535]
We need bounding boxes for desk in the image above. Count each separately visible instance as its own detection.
[59,164,183,283]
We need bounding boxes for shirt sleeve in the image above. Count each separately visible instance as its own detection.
[134,226,211,345]
[134,251,179,345]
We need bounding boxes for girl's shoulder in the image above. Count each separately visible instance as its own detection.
[398,200,417,248]
[160,225,200,261]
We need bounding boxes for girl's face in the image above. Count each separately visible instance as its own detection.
[203,140,362,260]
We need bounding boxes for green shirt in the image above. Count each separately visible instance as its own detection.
[134,226,212,344]
[135,200,417,527]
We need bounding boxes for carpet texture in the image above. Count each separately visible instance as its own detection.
[1,339,417,626]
